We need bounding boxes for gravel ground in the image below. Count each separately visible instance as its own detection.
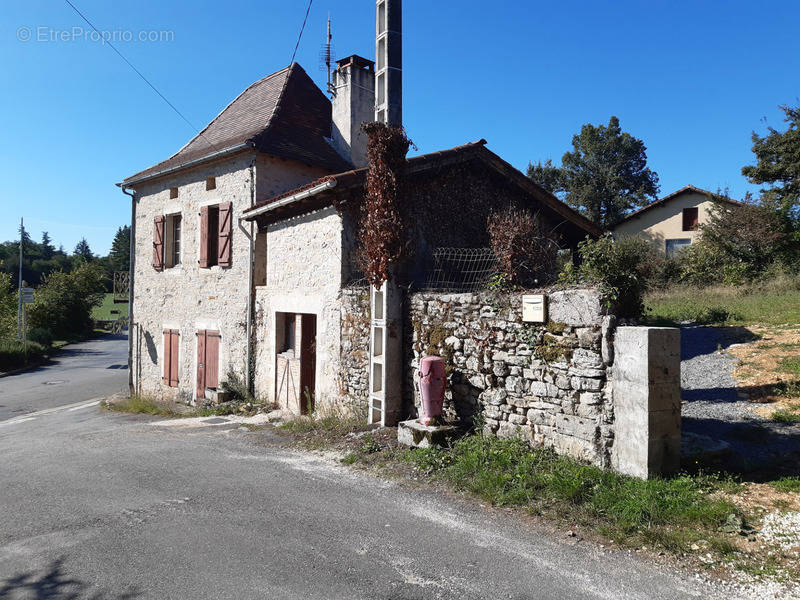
[681,325,800,475]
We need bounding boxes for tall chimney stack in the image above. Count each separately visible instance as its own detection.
[331,56,375,168]
[374,0,402,125]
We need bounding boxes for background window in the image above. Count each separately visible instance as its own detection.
[666,238,692,257]
[682,207,699,231]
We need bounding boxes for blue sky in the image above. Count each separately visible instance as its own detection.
[1,1,798,254]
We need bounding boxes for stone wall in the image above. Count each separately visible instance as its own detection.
[406,288,616,467]
[131,151,330,401]
[338,286,371,409]
[253,207,347,409]
[130,153,255,401]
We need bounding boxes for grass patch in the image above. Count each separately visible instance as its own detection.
[406,435,740,553]
[770,477,800,493]
[279,414,366,436]
[646,285,800,326]
[103,395,185,417]
[91,293,129,322]
[777,356,800,376]
[0,339,48,371]
[771,408,800,423]
[103,395,241,418]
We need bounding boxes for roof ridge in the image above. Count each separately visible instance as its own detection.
[154,65,294,165]
[256,63,300,141]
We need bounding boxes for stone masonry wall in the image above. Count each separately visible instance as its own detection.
[131,151,330,402]
[407,288,616,467]
[253,207,346,409]
[339,286,371,410]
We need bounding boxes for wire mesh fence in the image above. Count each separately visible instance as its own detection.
[423,247,497,292]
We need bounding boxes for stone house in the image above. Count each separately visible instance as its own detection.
[613,185,742,256]
[119,56,600,416]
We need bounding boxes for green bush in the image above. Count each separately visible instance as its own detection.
[26,263,105,340]
[560,234,657,318]
[27,327,53,348]
[0,273,17,339]
[0,339,47,371]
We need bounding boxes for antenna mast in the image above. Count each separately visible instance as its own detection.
[321,14,334,97]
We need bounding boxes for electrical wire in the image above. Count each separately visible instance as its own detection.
[290,0,313,66]
[63,0,219,152]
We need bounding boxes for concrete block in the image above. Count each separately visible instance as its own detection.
[611,326,681,479]
[397,420,461,448]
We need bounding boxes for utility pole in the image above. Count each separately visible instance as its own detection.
[17,217,23,340]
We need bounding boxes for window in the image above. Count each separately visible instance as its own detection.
[284,314,296,353]
[206,176,216,191]
[162,329,180,386]
[170,187,179,199]
[208,206,219,267]
[164,214,182,268]
[254,231,267,286]
[665,238,692,258]
[199,202,232,268]
[682,207,699,231]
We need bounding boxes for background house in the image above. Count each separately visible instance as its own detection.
[613,185,741,256]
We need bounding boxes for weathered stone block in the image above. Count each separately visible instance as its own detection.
[397,420,461,448]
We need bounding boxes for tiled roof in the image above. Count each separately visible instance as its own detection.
[243,139,602,238]
[121,64,351,186]
[615,185,743,225]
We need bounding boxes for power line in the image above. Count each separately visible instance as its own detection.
[63,0,218,152]
[290,0,313,65]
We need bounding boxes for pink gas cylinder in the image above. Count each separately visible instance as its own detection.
[418,355,446,426]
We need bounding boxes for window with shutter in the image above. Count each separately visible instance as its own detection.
[199,206,210,268]
[218,202,232,268]
[199,205,220,268]
[682,207,699,231]
[162,329,180,387]
[153,216,165,271]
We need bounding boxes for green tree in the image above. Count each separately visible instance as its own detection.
[742,105,800,219]
[559,116,660,229]
[73,238,94,261]
[27,262,105,339]
[40,231,54,260]
[109,225,131,272]
[526,159,564,195]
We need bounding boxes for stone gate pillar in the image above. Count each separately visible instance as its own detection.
[612,327,681,479]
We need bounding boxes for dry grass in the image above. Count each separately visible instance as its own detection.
[727,326,800,418]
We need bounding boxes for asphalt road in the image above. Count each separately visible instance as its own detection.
[0,403,737,599]
[0,334,128,420]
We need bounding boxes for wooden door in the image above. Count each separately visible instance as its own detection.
[299,315,316,414]
[196,330,221,397]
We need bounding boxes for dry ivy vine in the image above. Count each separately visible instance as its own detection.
[357,122,412,287]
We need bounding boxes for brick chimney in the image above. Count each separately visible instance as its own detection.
[331,55,375,169]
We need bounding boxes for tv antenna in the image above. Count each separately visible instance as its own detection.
[320,14,335,97]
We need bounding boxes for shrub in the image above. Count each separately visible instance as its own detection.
[487,206,560,286]
[219,365,253,403]
[560,234,656,318]
[0,339,47,371]
[0,273,17,339]
[27,327,53,348]
[26,262,105,340]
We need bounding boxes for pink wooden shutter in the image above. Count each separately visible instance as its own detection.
[153,216,165,271]
[206,331,220,389]
[169,330,180,386]
[217,202,232,268]
[199,206,210,268]
[162,329,172,384]
[196,330,206,395]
